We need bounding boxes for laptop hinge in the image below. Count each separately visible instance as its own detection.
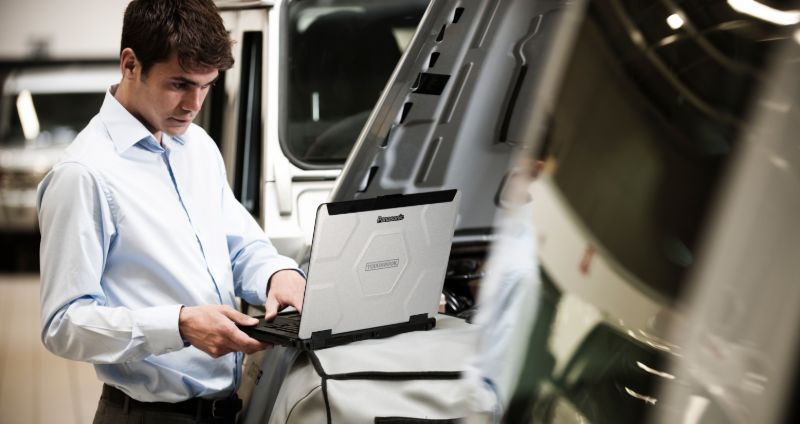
[307,314,436,350]
[408,313,430,325]
[308,330,334,350]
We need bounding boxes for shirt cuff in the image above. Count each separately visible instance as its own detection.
[137,304,185,355]
[237,255,299,305]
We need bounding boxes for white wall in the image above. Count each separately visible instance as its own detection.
[0,0,128,61]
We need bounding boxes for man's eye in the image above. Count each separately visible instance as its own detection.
[172,83,188,90]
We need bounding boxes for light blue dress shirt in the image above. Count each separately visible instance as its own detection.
[37,87,299,402]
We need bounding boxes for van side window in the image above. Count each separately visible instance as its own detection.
[280,0,429,169]
[234,31,263,216]
[195,70,226,152]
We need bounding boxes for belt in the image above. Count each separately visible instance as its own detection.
[101,384,242,419]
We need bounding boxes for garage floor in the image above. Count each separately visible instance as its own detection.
[0,274,101,424]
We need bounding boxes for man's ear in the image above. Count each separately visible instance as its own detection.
[120,48,139,80]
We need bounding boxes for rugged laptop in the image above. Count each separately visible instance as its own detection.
[240,189,460,350]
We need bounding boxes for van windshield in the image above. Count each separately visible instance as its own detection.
[281,0,429,168]
[0,91,104,146]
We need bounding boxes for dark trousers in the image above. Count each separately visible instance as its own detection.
[93,384,240,424]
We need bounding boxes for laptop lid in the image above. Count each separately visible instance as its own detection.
[298,189,461,339]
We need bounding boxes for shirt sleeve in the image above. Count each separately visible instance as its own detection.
[38,162,185,364]
[222,176,303,306]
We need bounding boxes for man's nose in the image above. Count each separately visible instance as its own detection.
[181,88,203,113]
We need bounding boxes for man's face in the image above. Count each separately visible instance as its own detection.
[127,53,218,138]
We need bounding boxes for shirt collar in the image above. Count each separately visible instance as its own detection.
[99,85,187,154]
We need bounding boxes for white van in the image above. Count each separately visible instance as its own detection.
[210,0,430,261]
[223,0,798,421]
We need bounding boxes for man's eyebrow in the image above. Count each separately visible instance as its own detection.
[169,75,219,87]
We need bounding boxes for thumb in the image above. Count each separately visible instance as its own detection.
[265,296,280,321]
[223,308,259,326]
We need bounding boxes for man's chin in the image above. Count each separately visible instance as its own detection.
[164,124,190,136]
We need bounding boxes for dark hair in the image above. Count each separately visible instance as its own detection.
[121,0,234,74]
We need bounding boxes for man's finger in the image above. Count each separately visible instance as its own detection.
[294,292,304,313]
[240,340,272,354]
[265,296,280,321]
[268,270,306,313]
[230,328,264,350]
[221,308,259,326]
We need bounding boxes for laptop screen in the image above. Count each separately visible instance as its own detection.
[298,189,460,339]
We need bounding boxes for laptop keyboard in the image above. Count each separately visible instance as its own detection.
[260,313,301,333]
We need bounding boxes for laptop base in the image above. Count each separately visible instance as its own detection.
[240,313,436,351]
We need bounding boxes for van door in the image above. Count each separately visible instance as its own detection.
[215,4,271,213]
[215,1,429,260]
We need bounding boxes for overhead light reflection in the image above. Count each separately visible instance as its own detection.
[636,361,676,380]
[16,90,40,141]
[311,91,320,122]
[727,0,800,25]
[624,387,658,405]
[667,13,685,30]
[794,29,800,44]
[626,329,677,354]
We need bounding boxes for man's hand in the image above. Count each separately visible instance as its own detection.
[265,270,307,320]
[179,305,269,358]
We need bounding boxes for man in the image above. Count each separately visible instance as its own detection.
[37,1,305,422]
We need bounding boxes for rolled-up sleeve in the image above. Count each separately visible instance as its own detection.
[38,162,185,364]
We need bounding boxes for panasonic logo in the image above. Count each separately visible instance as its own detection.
[365,259,400,271]
[377,214,404,224]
